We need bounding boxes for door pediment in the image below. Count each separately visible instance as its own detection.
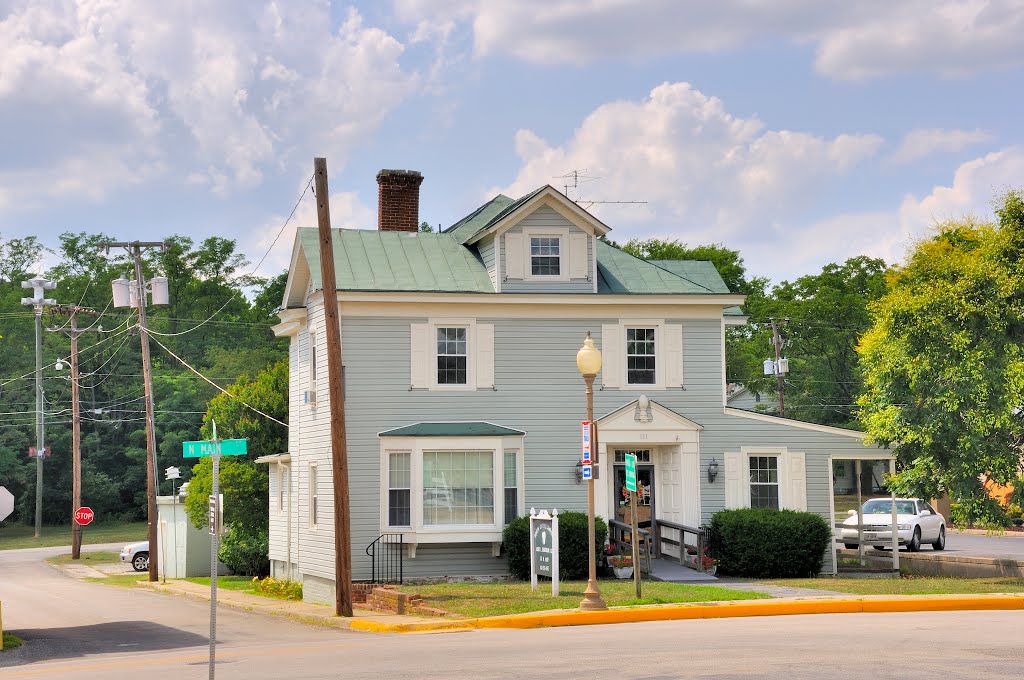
[597,398,702,443]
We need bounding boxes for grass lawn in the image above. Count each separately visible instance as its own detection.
[0,521,147,550]
[2,633,24,651]
[398,580,770,618]
[84,574,149,588]
[185,576,256,593]
[46,551,120,566]
[764,575,1024,596]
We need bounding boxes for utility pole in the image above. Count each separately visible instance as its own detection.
[769,318,786,417]
[102,241,169,582]
[49,305,100,559]
[313,157,353,617]
[21,276,57,539]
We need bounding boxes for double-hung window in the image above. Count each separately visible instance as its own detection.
[309,463,319,527]
[626,327,656,385]
[749,455,779,509]
[380,434,525,547]
[278,464,290,513]
[530,237,561,276]
[436,327,468,385]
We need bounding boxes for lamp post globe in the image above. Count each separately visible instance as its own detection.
[576,332,602,376]
[577,331,607,611]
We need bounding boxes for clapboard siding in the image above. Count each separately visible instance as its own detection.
[477,236,497,289]
[282,302,880,600]
[500,205,593,293]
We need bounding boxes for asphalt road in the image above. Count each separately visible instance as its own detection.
[3,544,1024,679]
[944,531,1024,559]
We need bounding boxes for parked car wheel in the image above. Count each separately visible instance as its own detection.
[843,543,858,550]
[932,525,946,551]
[873,546,886,551]
[132,552,149,572]
[908,527,921,552]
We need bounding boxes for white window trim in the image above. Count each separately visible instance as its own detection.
[308,330,317,409]
[386,450,413,528]
[523,227,570,282]
[623,320,665,390]
[379,435,525,553]
[430,318,476,391]
[309,462,319,529]
[747,453,782,510]
[277,463,290,514]
[740,446,791,510]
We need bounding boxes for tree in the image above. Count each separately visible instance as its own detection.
[731,256,889,428]
[857,190,1024,506]
[621,238,764,295]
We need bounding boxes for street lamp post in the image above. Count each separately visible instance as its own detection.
[577,332,607,611]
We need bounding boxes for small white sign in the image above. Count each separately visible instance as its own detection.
[530,508,560,597]
[581,464,593,480]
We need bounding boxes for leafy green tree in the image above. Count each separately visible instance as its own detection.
[857,190,1024,505]
[731,256,889,428]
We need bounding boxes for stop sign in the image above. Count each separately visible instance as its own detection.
[74,506,95,526]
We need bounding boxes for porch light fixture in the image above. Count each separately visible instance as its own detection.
[707,457,719,483]
[576,332,606,611]
[574,460,583,484]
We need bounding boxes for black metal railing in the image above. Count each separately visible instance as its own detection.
[365,533,404,584]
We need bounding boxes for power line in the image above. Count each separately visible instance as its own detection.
[248,174,314,277]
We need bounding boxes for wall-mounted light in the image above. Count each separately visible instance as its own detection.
[575,460,583,485]
[707,457,719,483]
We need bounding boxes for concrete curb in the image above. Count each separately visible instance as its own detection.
[349,594,1024,633]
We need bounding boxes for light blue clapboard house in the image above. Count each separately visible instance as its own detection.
[264,169,888,604]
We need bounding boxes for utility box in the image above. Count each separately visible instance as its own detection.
[156,496,228,577]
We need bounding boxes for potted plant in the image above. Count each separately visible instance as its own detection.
[605,544,633,579]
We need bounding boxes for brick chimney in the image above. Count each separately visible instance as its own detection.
[376,169,424,232]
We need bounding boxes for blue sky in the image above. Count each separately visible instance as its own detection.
[2,0,1022,284]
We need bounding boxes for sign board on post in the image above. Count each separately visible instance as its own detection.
[529,508,560,596]
[0,486,14,522]
[182,439,247,458]
[74,506,94,526]
[581,421,592,464]
[624,453,638,492]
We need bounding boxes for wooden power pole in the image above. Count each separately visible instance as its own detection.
[101,240,168,582]
[313,157,353,617]
[49,305,100,559]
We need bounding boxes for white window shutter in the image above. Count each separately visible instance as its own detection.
[569,232,588,279]
[724,452,745,509]
[664,324,683,387]
[785,451,807,511]
[505,233,524,279]
[600,324,621,388]
[410,323,430,389]
[476,323,495,389]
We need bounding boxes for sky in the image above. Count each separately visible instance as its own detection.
[2,0,1023,285]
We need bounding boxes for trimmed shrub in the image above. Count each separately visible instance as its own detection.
[709,508,830,578]
[252,576,302,600]
[219,525,270,577]
[503,512,608,581]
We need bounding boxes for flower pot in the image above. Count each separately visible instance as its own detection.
[612,566,634,579]
[705,565,717,576]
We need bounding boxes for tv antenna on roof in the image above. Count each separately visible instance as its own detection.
[553,169,647,211]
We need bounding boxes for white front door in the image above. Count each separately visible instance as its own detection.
[656,445,684,559]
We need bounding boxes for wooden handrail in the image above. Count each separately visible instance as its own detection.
[652,518,708,571]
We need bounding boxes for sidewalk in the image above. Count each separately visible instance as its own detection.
[138,578,1024,635]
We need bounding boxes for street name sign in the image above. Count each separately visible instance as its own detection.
[182,439,248,458]
[74,506,95,526]
[625,453,638,492]
[0,486,13,522]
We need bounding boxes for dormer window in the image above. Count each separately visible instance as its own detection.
[530,237,561,276]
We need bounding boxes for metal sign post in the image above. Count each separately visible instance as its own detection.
[625,453,641,597]
[529,508,560,596]
[181,421,246,680]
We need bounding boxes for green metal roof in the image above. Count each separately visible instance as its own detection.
[299,228,494,294]
[652,260,732,293]
[445,187,548,244]
[378,422,526,437]
[444,194,515,244]
[596,242,723,294]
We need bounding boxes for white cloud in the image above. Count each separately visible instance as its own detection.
[495,82,882,249]
[394,0,1024,79]
[760,146,1024,280]
[0,1,415,209]
[247,182,376,277]
[890,128,994,164]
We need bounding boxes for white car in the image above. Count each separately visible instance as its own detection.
[840,498,946,552]
[120,540,149,571]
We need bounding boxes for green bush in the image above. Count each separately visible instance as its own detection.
[709,508,830,578]
[949,496,1010,529]
[219,525,270,577]
[503,512,608,581]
